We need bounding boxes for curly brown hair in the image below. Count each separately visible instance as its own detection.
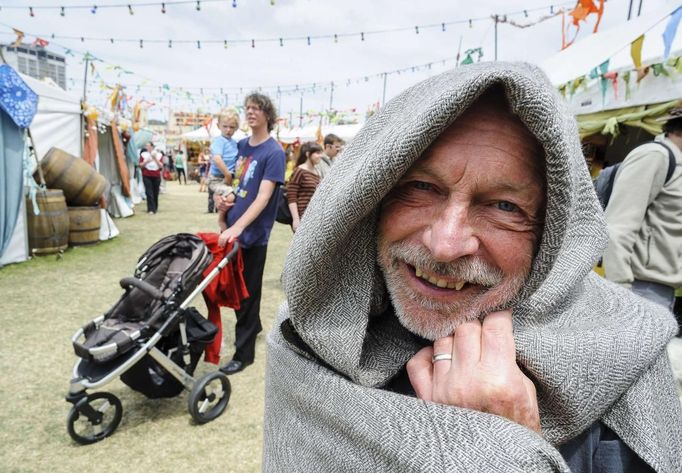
[244,92,277,132]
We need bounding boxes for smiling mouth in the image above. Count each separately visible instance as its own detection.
[411,266,470,290]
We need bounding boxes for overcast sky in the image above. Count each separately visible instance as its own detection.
[0,0,677,123]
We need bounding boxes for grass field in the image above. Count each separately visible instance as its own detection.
[0,181,292,473]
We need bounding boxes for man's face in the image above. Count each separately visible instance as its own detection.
[325,140,342,158]
[376,103,545,340]
[245,101,267,131]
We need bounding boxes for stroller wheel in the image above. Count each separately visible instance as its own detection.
[188,371,231,424]
[66,392,123,445]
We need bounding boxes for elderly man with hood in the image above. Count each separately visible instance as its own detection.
[263,63,682,472]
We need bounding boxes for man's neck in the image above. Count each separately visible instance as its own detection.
[249,127,270,146]
[665,133,682,153]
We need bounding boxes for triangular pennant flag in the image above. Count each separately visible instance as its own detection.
[663,7,682,59]
[12,28,24,47]
[630,35,644,69]
[622,71,632,101]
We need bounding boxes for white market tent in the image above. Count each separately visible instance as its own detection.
[182,118,247,142]
[21,73,82,159]
[1,74,82,267]
[540,1,682,115]
[276,122,363,144]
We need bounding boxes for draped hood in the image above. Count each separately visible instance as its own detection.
[266,62,682,473]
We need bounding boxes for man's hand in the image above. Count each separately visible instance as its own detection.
[406,310,540,433]
[215,194,235,213]
[218,225,242,247]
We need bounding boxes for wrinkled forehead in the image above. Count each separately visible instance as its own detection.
[419,91,546,188]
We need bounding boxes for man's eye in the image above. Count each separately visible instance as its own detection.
[496,201,518,212]
[411,181,433,191]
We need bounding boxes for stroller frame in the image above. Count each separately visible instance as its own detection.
[65,240,239,445]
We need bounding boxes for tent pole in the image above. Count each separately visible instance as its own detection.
[382,73,387,107]
[494,15,499,61]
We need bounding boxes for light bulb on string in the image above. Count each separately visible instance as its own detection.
[128,5,134,15]
[139,39,143,48]
[223,40,228,49]
[415,26,419,34]
[197,40,201,49]
[550,5,554,14]
[110,38,114,44]
[232,0,237,8]
[60,7,65,17]
[468,19,472,28]
[161,3,166,13]
[168,39,172,48]
[523,10,528,17]
[307,36,311,46]
[91,6,97,14]
[441,23,446,32]
[334,34,338,43]
[360,32,364,41]
[279,38,283,47]
[196,1,201,11]
[251,39,255,48]
[80,37,84,42]
[29,7,34,17]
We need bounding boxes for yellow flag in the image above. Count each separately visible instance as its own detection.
[631,35,644,69]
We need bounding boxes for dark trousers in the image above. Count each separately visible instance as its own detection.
[142,175,161,213]
[233,245,268,363]
[176,168,186,184]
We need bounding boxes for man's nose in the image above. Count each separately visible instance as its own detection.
[422,202,479,262]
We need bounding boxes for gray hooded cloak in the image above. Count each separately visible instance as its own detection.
[263,62,682,472]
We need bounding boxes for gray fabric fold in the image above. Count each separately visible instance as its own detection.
[264,62,682,472]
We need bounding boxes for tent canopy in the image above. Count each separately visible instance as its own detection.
[182,118,247,142]
[540,1,682,86]
[21,73,81,160]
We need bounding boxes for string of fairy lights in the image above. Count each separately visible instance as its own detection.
[1,0,578,49]
[0,0,606,120]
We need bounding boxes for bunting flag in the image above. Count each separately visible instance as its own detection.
[602,71,618,100]
[630,35,644,69]
[562,0,604,49]
[663,7,682,59]
[622,70,632,101]
[31,37,49,47]
[12,28,24,47]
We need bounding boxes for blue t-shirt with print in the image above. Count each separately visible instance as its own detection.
[209,135,238,177]
[227,137,285,248]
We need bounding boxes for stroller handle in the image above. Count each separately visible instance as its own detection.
[119,277,164,300]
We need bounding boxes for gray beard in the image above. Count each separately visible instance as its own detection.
[378,241,528,340]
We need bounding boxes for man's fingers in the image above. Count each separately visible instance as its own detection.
[432,336,454,381]
[480,310,516,366]
[406,347,434,401]
[452,319,482,369]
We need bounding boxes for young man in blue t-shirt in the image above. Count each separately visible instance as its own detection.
[207,110,239,213]
[217,93,285,375]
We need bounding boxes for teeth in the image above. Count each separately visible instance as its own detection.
[415,267,466,290]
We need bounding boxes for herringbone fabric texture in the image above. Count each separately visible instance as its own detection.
[264,62,682,472]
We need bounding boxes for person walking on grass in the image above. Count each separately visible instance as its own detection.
[175,149,187,184]
[139,142,162,215]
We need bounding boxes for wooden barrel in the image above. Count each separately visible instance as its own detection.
[26,189,69,255]
[68,207,101,246]
[39,148,107,206]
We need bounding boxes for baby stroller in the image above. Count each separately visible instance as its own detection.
[66,233,238,445]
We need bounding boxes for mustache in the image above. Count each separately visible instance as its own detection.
[385,241,504,287]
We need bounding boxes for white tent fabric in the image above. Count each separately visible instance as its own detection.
[21,73,81,160]
[0,197,28,267]
[560,50,682,115]
[182,118,247,141]
[541,1,682,86]
[276,123,363,144]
